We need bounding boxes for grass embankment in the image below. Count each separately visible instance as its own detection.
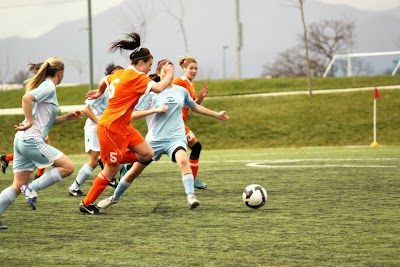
[0,76,399,154]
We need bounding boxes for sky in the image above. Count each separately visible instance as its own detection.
[0,0,399,39]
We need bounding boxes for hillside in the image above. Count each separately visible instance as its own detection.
[1,77,399,154]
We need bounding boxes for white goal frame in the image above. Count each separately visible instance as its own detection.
[323,51,400,78]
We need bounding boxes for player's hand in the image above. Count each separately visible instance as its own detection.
[165,63,175,75]
[156,105,168,113]
[200,84,208,98]
[14,121,33,131]
[218,111,229,120]
[86,89,101,100]
[67,110,84,120]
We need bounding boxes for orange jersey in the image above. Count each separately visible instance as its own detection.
[173,76,198,122]
[99,66,154,135]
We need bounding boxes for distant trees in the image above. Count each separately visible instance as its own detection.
[262,19,356,78]
[10,70,30,85]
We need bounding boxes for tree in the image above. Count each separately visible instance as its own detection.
[118,1,152,42]
[10,70,30,85]
[161,0,189,54]
[0,52,10,91]
[262,18,357,78]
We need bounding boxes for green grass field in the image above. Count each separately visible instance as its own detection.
[1,146,399,266]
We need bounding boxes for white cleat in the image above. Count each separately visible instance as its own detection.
[187,195,200,210]
[98,196,119,209]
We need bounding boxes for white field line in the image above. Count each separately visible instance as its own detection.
[70,158,399,168]
[1,85,399,115]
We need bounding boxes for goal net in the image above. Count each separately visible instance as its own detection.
[323,51,400,78]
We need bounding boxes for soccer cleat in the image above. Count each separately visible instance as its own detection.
[97,196,119,209]
[194,179,207,189]
[1,154,9,174]
[0,222,8,230]
[79,202,103,215]
[20,184,38,210]
[108,177,118,188]
[68,188,86,197]
[187,195,200,210]
[97,158,104,170]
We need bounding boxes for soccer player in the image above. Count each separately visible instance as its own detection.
[78,32,174,214]
[1,63,52,179]
[68,63,125,197]
[173,55,209,189]
[0,58,83,230]
[97,59,229,210]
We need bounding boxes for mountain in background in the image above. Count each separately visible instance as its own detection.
[0,0,399,84]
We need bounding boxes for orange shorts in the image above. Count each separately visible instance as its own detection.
[98,125,145,164]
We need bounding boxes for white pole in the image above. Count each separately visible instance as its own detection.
[371,99,379,147]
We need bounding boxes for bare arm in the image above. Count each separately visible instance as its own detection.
[150,64,175,93]
[191,105,229,120]
[54,110,84,125]
[131,106,168,120]
[14,93,35,131]
[196,84,209,105]
[86,78,107,100]
[83,105,99,124]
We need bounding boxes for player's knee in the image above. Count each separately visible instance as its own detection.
[190,141,202,160]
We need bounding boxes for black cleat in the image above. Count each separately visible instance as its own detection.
[97,158,104,170]
[69,188,86,197]
[79,202,104,215]
[108,177,118,188]
[1,154,9,174]
[0,222,8,230]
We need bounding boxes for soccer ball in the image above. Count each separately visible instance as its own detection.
[242,184,267,209]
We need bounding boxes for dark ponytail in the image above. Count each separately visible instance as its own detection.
[109,32,152,65]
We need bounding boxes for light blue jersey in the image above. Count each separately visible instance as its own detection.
[135,85,197,142]
[13,79,62,171]
[135,85,197,161]
[15,79,59,141]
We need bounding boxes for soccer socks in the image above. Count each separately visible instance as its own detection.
[70,164,93,190]
[189,159,199,180]
[0,187,17,215]
[82,172,109,206]
[182,173,195,198]
[112,178,132,201]
[29,167,62,192]
[5,154,13,162]
[35,168,45,178]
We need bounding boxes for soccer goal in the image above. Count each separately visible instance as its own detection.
[323,50,400,78]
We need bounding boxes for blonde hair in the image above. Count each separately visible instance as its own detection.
[179,57,197,69]
[24,57,64,93]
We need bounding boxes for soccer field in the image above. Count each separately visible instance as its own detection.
[0,146,399,266]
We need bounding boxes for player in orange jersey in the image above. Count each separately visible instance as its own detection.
[172,55,209,189]
[78,32,174,214]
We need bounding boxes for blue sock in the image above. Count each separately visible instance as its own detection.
[30,167,62,192]
[113,178,132,201]
[70,164,93,190]
[0,187,18,216]
[182,173,195,198]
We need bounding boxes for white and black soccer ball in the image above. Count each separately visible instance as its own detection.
[242,184,267,209]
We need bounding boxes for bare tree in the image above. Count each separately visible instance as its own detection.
[67,58,87,84]
[161,0,189,54]
[262,46,307,77]
[306,19,356,66]
[10,70,30,85]
[118,1,152,42]
[262,18,359,78]
[0,52,10,91]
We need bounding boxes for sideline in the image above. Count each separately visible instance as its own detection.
[1,85,399,115]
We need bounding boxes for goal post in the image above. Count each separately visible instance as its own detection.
[323,51,400,78]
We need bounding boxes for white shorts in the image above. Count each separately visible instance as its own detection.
[84,126,100,153]
[13,137,63,172]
